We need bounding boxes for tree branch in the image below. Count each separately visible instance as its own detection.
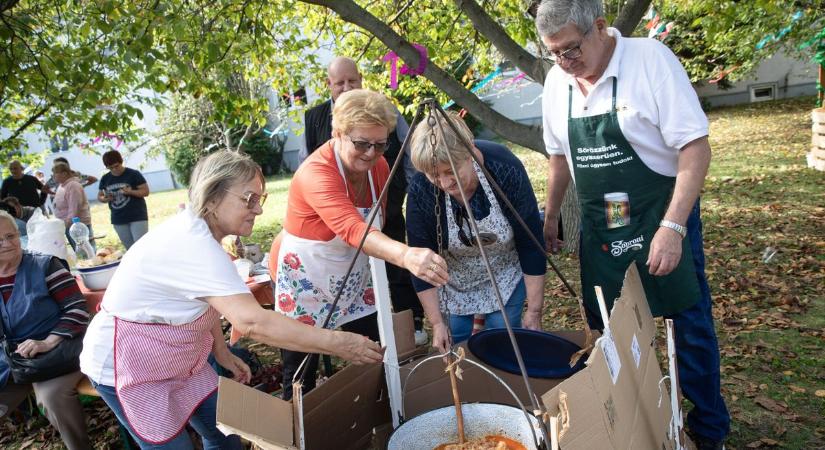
[301,0,545,153]
[454,0,548,83]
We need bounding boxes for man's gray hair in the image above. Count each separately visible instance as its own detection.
[535,0,603,37]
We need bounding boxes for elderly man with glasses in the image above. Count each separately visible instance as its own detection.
[534,1,729,449]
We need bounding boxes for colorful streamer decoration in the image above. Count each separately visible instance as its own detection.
[382,43,429,90]
[80,132,122,150]
[756,11,804,50]
[709,65,739,84]
[442,67,503,109]
[644,6,674,42]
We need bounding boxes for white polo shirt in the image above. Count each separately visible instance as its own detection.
[541,28,708,179]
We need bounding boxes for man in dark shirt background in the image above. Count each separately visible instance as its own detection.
[301,56,426,344]
[1,160,45,208]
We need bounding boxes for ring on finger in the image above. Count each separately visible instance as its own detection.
[429,263,438,272]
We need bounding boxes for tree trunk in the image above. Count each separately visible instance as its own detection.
[561,182,580,254]
[301,0,545,154]
[612,0,652,37]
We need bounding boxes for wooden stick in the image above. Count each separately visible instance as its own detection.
[448,359,466,444]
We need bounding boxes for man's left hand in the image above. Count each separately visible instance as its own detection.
[646,227,683,276]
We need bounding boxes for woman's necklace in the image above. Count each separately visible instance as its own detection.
[353,174,369,205]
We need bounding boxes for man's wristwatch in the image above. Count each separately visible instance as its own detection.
[659,220,687,238]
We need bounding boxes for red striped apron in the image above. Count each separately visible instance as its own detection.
[113,307,220,444]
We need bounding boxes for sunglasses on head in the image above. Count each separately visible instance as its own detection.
[347,135,388,153]
[225,190,268,209]
[455,207,497,247]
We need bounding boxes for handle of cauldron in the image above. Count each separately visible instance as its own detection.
[447,357,466,444]
[400,351,544,450]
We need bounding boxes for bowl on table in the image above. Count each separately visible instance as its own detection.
[77,260,120,291]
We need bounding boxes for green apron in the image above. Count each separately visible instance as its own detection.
[568,77,699,317]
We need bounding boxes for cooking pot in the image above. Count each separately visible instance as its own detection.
[388,352,545,450]
[387,403,542,450]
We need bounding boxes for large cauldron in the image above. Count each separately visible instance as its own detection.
[387,403,543,450]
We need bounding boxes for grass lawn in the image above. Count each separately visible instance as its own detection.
[3,96,823,449]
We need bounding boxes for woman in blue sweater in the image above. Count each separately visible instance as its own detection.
[406,113,547,353]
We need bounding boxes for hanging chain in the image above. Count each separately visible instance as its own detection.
[427,105,451,332]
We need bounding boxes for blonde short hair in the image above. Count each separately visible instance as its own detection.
[52,162,72,175]
[409,111,475,175]
[0,210,18,231]
[188,151,263,219]
[331,89,397,136]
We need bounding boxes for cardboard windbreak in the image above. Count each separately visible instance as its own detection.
[216,310,419,450]
[218,265,678,450]
[540,264,677,450]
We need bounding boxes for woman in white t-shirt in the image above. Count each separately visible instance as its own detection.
[80,151,383,450]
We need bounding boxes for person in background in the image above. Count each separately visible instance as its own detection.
[35,170,50,211]
[0,211,92,450]
[271,89,447,400]
[97,150,149,250]
[44,157,98,196]
[301,56,426,344]
[406,112,546,353]
[1,161,45,208]
[51,163,93,251]
[535,1,729,448]
[2,196,36,236]
[80,150,383,449]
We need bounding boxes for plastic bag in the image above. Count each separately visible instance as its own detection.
[26,209,73,263]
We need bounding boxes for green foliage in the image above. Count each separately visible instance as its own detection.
[156,92,287,186]
[655,0,824,87]
[300,1,539,118]
[1,0,314,160]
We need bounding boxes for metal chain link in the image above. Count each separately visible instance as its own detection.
[427,106,451,333]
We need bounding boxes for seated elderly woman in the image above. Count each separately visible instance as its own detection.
[269,89,447,400]
[0,211,91,449]
[80,151,384,449]
[51,162,93,251]
[406,112,547,354]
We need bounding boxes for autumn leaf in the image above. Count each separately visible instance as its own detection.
[754,396,788,413]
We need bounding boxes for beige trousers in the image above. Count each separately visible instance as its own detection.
[31,370,92,450]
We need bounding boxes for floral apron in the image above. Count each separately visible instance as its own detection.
[275,150,381,329]
[113,306,219,444]
[443,160,521,315]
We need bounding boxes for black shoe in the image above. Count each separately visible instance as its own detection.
[686,429,725,450]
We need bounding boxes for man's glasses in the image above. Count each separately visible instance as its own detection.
[347,135,388,154]
[455,208,497,247]
[225,190,268,209]
[543,26,593,63]
[0,232,20,246]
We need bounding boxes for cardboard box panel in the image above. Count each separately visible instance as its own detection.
[216,377,296,449]
[540,265,676,450]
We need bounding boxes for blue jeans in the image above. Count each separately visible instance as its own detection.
[449,278,526,345]
[113,220,149,249]
[584,201,730,442]
[92,382,243,450]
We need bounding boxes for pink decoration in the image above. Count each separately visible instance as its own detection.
[382,43,428,90]
[382,52,399,89]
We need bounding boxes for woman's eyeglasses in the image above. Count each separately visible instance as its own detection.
[0,232,20,246]
[347,135,388,153]
[225,190,268,209]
